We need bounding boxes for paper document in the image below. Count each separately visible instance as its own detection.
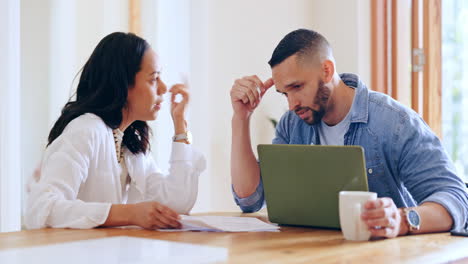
[159,215,280,232]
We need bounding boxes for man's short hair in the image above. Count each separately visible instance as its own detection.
[268,29,331,68]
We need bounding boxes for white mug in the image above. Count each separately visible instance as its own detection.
[339,191,377,241]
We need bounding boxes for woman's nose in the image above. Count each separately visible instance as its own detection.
[157,79,167,95]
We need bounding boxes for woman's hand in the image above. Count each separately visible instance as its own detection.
[170,84,189,134]
[129,201,182,229]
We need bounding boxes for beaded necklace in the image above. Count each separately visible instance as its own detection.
[112,128,124,163]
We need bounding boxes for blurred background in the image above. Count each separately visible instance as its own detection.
[1,0,467,231]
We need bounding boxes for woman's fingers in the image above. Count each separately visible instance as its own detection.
[170,84,189,97]
[150,218,170,229]
[170,84,190,122]
[157,203,180,219]
[155,203,181,222]
[156,213,180,228]
[153,203,181,229]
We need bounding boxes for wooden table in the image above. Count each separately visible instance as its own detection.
[1,212,467,264]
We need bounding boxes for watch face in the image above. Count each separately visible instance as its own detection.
[408,210,420,226]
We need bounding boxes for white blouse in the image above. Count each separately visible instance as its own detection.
[25,113,206,229]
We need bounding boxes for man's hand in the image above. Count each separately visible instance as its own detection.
[230,75,274,120]
[361,197,405,238]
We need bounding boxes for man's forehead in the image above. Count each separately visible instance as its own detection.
[272,69,300,92]
[271,55,301,83]
[273,78,295,92]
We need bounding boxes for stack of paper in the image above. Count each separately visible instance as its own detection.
[159,215,280,232]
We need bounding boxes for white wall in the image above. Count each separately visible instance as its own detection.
[189,0,371,212]
[20,0,51,197]
[309,0,371,85]
[0,0,21,232]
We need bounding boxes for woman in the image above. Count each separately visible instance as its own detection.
[25,32,205,229]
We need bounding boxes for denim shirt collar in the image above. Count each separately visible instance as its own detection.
[340,73,369,124]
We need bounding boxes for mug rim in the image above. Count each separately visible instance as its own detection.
[339,191,377,196]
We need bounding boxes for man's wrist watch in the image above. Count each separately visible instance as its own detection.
[172,131,192,144]
[403,207,421,233]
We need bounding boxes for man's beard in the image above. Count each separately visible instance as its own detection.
[294,80,330,125]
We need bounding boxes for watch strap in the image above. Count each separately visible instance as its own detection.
[172,131,192,144]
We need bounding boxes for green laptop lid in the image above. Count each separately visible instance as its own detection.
[258,144,369,229]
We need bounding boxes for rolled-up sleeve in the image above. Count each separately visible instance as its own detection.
[396,112,468,231]
[232,179,265,213]
[421,191,468,230]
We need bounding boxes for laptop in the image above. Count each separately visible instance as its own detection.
[257,144,369,229]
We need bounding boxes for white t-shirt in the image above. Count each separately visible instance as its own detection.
[318,106,353,145]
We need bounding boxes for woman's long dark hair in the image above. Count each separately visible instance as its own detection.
[47,32,151,154]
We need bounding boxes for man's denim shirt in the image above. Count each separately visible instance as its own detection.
[233,73,468,231]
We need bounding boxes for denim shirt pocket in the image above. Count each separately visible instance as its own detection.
[365,155,389,197]
[361,129,389,197]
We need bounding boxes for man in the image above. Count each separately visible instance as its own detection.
[230,29,468,238]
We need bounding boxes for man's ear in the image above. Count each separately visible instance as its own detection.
[321,60,335,83]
